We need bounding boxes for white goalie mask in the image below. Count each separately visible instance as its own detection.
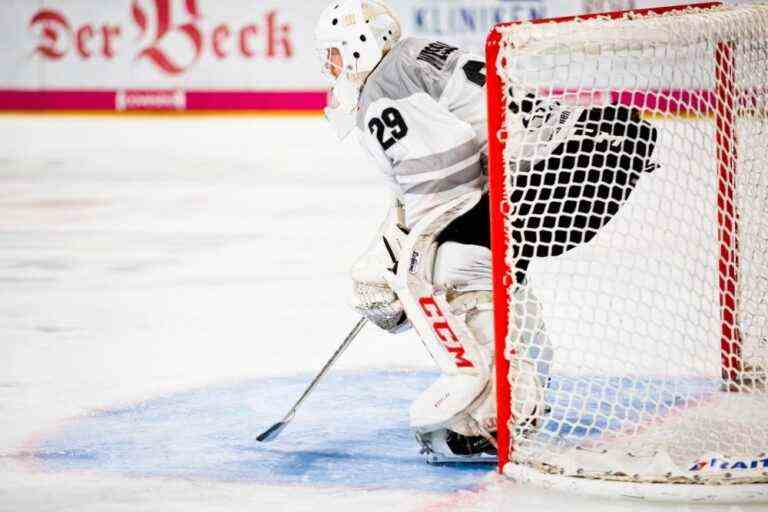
[315,0,402,140]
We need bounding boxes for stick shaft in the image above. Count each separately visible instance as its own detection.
[257,317,368,442]
[283,317,368,420]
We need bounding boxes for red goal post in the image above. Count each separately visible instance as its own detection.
[485,1,741,475]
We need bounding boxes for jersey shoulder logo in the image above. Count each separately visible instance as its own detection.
[416,41,458,71]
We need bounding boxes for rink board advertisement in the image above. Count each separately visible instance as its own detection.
[0,0,718,111]
[0,0,330,111]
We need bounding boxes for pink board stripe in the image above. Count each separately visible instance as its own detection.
[186,90,326,110]
[0,90,115,110]
[541,88,721,114]
[611,89,717,114]
[0,89,327,111]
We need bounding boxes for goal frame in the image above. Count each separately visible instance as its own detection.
[485,1,741,474]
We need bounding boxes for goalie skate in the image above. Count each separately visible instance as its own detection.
[415,397,551,466]
[416,429,498,465]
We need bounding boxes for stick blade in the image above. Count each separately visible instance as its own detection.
[256,421,289,442]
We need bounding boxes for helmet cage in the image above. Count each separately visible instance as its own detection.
[314,0,402,135]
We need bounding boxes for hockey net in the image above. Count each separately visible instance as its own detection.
[486,2,768,501]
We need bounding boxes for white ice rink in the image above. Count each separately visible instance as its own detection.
[0,115,765,512]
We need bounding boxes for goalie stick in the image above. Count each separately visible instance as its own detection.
[256,317,368,442]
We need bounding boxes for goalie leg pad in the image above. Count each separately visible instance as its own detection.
[411,284,554,453]
[408,290,497,436]
[389,193,553,456]
[409,373,488,435]
[411,243,552,439]
[441,286,553,439]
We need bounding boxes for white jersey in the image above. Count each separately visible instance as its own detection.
[356,38,488,229]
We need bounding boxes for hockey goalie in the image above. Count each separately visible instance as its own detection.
[315,0,659,463]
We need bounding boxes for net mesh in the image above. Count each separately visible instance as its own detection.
[492,4,768,486]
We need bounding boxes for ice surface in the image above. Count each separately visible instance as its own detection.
[0,115,765,511]
[33,370,495,493]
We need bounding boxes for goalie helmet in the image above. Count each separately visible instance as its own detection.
[315,0,402,139]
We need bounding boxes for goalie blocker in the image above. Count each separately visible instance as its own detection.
[356,100,659,461]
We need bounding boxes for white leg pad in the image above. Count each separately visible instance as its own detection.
[389,192,553,446]
[410,242,500,437]
[409,373,487,434]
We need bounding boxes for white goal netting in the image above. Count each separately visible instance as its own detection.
[488,3,768,500]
